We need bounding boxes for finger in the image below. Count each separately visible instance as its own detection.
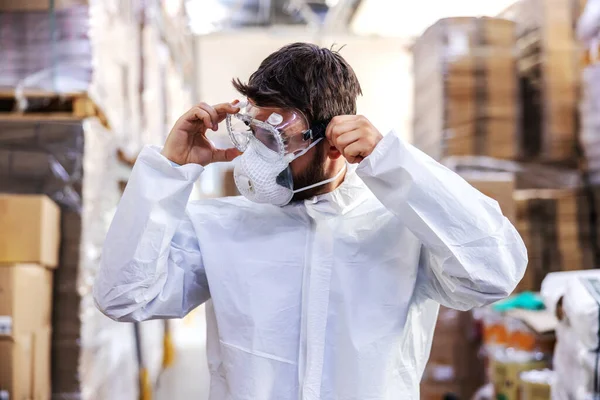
[191,107,212,131]
[198,103,220,131]
[212,147,242,163]
[334,129,363,150]
[329,121,363,149]
[342,140,368,164]
[326,115,360,143]
[213,102,241,123]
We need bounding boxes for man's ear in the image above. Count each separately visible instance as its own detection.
[327,143,342,159]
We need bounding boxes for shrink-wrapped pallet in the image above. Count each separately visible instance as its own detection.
[0,118,165,399]
[413,17,519,161]
[444,156,582,189]
[499,0,581,164]
[514,189,595,292]
[0,5,92,93]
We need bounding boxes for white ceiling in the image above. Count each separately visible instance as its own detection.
[351,0,518,37]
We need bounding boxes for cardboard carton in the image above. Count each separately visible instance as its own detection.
[466,173,516,222]
[0,264,53,337]
[0,327,51,400]
[520,378,551,400]
[0,194,60,268]
[423,307,485,396]
[0,0,86,11]
[492,359,548,400]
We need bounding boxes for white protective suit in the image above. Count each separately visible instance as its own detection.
[94,129,527,400]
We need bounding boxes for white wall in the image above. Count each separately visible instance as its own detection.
[195,29,412,141]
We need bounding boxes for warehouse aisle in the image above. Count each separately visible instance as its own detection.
[156,307,210,400]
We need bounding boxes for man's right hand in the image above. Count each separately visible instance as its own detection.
[162,102,241,166]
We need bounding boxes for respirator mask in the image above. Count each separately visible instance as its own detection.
[226,100,346,206]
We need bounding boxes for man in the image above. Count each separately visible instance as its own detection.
[94,43,527,399]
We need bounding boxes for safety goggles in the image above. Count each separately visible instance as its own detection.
[226,100,324,161]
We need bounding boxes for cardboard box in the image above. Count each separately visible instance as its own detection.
[504,308,557,354]
[0,0,86,12]
[413,17,519,161]
[0,194,60,268]
[424,308,485,394]
[466,173,516,222]
[0,327,51,400]
[520,378,551,400]
[0,264,53,337]
[492,359,548,400]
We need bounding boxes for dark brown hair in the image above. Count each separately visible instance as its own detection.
[232,42,362,125]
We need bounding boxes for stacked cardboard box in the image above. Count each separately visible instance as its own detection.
[421,307,485,400]
[479,306,557,400]
[498,0,581,165]
[519,370,553,400]
[464,172,517,222]
[0,2,92,92]
[412,17,519,161]
[0,194,60,400]
[0,118,143,399]
[514,189,595,291]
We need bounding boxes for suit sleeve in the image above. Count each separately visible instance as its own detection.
[356,130,528,310]
[93,146,210,322]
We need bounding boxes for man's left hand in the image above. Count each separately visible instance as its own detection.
[326,115,383,164]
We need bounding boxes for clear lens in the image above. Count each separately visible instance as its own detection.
[227,100,314,158]
[226,114,252,151]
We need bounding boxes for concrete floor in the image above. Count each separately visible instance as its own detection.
[156,307,210,400]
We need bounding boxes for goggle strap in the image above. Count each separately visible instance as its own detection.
[285,137,323,163]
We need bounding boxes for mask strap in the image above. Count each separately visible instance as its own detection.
[293,162,348,194]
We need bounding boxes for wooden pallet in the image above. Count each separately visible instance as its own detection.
[0,90,109,127]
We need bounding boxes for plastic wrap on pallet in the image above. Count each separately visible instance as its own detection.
[0,5,92,93]
[87,0,193,158]
[443,155,582,189]
[412,17,520,162]
[0,118,144,399]
[498,0,581,165]
[580,51,600,185]
[77,118,138,400]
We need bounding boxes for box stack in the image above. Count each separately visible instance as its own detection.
[443,156,583,190]
[0,1,92,92]
[412,17,519,161]
[478,305,557,400]
[498,0,581,165]
[0,118,143,399]
[0,194,60,400]
[420,307,485,400]
[519,370,554,400]
[541,270,600,399]
[463,172,517,221]
[514,189,595,292]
